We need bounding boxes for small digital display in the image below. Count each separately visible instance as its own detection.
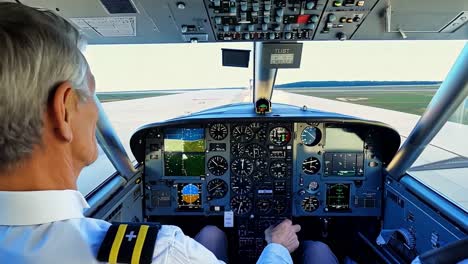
[209,143,226,152]
[177,183,202,211]
[324,153,364,176]
[326,184,350,211]
[164,128,205,176]
[270,53,294,65]
[325,127,364,152]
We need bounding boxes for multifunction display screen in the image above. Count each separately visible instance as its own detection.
[164,128,205,176]
[326,183,350,211]
[324,153,364,176]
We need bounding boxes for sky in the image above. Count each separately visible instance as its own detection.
[83,40,467,92]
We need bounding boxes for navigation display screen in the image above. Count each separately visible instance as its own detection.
[324,153,364,176]
[164,128,205,176]
[326,183,350,211]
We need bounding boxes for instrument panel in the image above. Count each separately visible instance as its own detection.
[143,121,384,217]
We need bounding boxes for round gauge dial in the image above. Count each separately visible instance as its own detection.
[249,122,263,131]
[232,125,254,142]
[254,158,268,171]
[231,143,245,157]
[272,198,287,214]
[307,181,319,193]
[230,195,253,215]
[207,179,228,199]
[209,123,228,140]
[178,183,201,207]
[231,158,254,177]
[302,196,320,212]
[302,157,321,175]
[269,127,291,146]
[253,171,268,182]
[207,156,228,176]
[231,176,253,195]
[270,161,287,179]
[246,144,267,159]
[256,128,267,141]
[301,126,322,146]
[256,199,272,214]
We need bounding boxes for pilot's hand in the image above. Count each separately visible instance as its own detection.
[264,219,301,253]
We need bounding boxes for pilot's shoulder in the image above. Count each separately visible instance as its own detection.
[97,222,162,264]
[157,224,184,236]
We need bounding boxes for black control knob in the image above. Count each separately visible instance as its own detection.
[337,32,347,41]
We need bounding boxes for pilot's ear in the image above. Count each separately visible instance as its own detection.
[49,81,76,142]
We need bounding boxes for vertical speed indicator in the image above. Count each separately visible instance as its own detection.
[301,126,322,146]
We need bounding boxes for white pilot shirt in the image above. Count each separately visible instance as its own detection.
[0,190,292,264]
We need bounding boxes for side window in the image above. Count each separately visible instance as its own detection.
[409,96,468,212]
[77,141,117,196]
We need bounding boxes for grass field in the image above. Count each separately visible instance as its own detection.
[97,92,179,102]
[287,90,436,116]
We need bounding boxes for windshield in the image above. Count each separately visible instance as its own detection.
[84,40,467,209]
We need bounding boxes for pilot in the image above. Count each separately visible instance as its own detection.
[0,3,338,264]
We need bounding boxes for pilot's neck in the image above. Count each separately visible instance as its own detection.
[0,145,78,192]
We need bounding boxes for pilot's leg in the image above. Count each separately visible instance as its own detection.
[194,225,228,262]
[302,240,339,264]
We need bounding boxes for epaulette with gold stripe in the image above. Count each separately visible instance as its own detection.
[97,222,161,264]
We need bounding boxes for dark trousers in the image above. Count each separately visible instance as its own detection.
[195,226,339,264]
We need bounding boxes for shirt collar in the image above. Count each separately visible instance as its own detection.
[0,190,90,226]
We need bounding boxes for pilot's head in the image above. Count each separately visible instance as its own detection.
[0,3,98,189]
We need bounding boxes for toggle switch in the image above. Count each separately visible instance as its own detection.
[306,1,315,10]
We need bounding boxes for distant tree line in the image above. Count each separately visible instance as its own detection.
[275,81,441,88]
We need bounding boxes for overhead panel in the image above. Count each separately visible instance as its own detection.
[315,0,379,40]
[138,0,215,43]
[70,17,137,37]
[204,0,378,41]
[14,0,468,43]
[352,0,468,40]
[100,0,137,14]
[388,1,465,32]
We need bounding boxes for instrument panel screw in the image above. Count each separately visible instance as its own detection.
[177,2,186,9]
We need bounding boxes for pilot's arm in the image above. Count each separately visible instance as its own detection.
[256,219,301,264]
[170,219,299,264]
[153,225,226,264]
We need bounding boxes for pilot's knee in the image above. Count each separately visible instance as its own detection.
[200,225,227,239]
[303,240,333,254]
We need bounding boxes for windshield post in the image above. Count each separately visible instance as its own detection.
[253,42,277,113]
[386,43,468,180]
[94,96,136,180]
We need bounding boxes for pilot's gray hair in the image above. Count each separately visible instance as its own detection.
[0,3,90,169]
